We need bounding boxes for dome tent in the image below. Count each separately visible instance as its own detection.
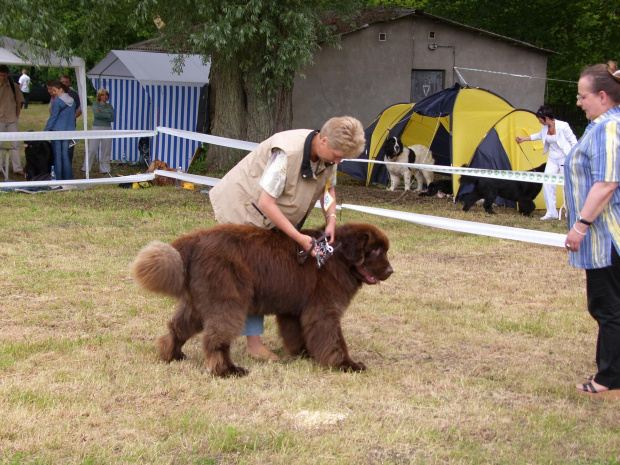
[339,83,554,209]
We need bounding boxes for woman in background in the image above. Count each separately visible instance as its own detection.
[44,80,75,180]
[83,89,115,174]
[516,104,577,220]
[564,61,620,397]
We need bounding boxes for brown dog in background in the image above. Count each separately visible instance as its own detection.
[132,223,393,377]
[147,159,176,186]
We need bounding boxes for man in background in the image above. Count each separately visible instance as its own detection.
[0,64,25,176]
[18,69,30,109]
[61,75,82,164]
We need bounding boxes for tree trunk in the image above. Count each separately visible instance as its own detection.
[207,54,247,171]
[208,58,294,171]
[244,71,293,143]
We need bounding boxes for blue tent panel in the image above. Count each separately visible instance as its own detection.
[456,127,516,208]
[89,77,202,170]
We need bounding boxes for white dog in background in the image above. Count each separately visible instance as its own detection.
[382,136,435,192]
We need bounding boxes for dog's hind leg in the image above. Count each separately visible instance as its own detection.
[423,169,434,188]
[277,315,308,357]
[158,297,203,362]
[201,307,248,377]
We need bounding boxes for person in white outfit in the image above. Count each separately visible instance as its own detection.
[516,105,578,220]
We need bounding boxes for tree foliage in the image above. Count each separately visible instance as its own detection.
[1,0,156,70]
[137,0,363,101]
[368,0,619,104]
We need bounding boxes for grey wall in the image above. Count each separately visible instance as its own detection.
[292,16,549,129]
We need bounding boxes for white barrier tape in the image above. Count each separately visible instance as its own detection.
[454,67,577,84]
[0,173,155,189]
[342,158,563,185]
[341,203,567,248]
[153,170,221,187]
[0,130,156,142]
[157,127,259,152]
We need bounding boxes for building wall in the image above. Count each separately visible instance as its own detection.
[292,15,549,129]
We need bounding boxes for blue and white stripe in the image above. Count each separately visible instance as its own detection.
[88,78,203,170]
[564,106,620,269]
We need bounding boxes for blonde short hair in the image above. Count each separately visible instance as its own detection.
[320,116,366,159]
[96,89,110,102]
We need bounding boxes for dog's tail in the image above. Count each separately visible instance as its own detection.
[131,241,184,297]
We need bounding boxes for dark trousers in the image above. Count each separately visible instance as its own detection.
[21,92,29,109]
[585,246,620,389]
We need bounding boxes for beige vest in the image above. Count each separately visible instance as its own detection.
[210,129,335,229]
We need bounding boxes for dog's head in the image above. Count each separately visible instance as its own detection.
[382,136,402,160]
[24,140,53,162]
[148,159,175,173]
[335,223,393,285]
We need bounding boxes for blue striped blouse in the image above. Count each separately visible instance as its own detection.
[564,106,620,269]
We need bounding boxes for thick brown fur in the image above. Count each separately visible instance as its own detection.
[131,223,393,377]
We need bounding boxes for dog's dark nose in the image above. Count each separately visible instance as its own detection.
[384,266,393,277]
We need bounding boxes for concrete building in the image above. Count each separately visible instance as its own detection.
[292,9,555,129]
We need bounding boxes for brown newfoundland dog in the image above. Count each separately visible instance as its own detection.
[132,222,393,377]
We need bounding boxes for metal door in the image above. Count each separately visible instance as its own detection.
[411,70,444,103]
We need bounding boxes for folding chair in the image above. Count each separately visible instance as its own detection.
[138,137,151,169]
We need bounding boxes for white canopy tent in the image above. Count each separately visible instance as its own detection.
[0,36,88,135]
[87,50,210,87]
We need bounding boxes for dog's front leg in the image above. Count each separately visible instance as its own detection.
[301,310,366,372]
[388,173,399,191]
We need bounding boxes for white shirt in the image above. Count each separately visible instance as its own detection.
[260,148,338,199]
[18,74,30,93]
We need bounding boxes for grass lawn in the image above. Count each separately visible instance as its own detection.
[0,106,618,464]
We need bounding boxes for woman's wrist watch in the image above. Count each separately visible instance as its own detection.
[577,214,592,226]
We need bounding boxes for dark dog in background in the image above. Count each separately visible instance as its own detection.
[382,136,434,192]
[459,163,546,215]
[132,222,393,377]
[24,140,53,181]
[419,180,453,198]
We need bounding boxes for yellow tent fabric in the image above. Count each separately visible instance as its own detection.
[345,84,558,209]
[365,103,415,182]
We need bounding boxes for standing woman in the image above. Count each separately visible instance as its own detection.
[44,80,75,180]
[516,105,577,220]
[564,61,620,397]
[84,89,115,174]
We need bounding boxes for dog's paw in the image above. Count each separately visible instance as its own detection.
[218,366,249,377]
[339,360,367,372]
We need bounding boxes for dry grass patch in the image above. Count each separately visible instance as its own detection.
[1,116,619,463]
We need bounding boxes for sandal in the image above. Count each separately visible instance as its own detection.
[577,381,600,394]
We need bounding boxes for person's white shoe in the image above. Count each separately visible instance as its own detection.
[540,214,559,220]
